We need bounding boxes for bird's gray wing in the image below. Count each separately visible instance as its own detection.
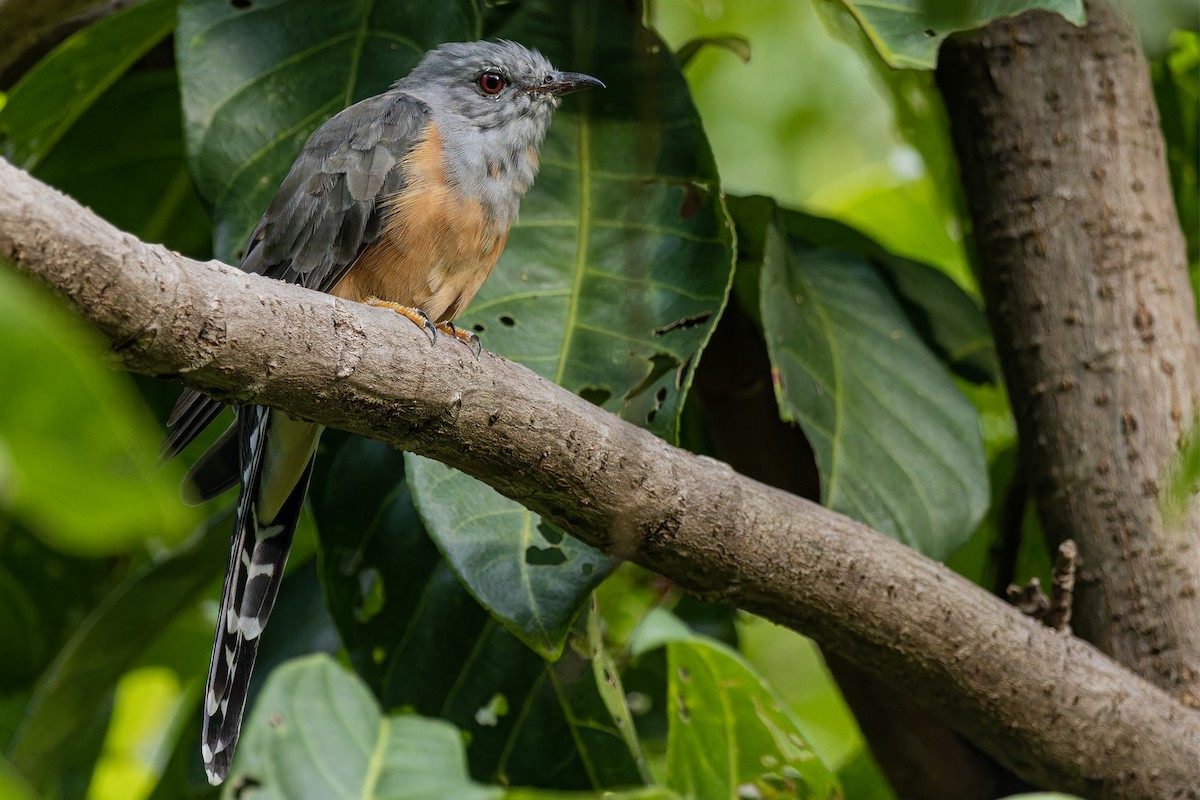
[159,92,431,786]
[161,91,431,467]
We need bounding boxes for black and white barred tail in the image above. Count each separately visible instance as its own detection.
[201,406,320,785]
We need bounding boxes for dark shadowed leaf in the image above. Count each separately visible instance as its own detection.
[34,69,212,257]
[0,0,176,170]
[7,513,228,788]
[831,0,1085,69]
[759,214,988,559]
[407,0,735,658]
[176,0,480,260]
[777,210,998,385]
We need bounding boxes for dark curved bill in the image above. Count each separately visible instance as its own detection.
[544,71,606,96]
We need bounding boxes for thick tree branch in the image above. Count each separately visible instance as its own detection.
[2,159,1197,798]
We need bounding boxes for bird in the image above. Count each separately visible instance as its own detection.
[158,40,603,785]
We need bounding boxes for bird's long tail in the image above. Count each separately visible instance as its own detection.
[201,406,321,785]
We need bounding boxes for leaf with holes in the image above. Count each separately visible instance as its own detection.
[311,433,645,790]
[176,0,480,260]
[833,0,1085,69]
[760,213,988,559]
[406,0,735,660]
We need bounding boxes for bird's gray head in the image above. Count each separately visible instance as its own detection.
[395,40,603,228]
[397,40,603,132]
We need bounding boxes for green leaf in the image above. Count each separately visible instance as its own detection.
[7,513,228,788]
[312,433,644,791]
[833,0,1086,69]
[767,207,998,385]
[176,0,480,260]
[759,214,988,559]
[0,267,200,556]
[736,617,894,799]
[664,637,841,800]
[230,655,502,800]
[0,0,176,170]
[0,522,111,691]
[1151,30,1199,272]
[33,69,212,257]
[406,455,610,659]
[408,0,735,659]
[674,35,752,68]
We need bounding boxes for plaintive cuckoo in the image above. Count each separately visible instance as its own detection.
[160,39,603,785]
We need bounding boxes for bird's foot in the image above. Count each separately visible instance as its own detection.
[365,297,436,344]
[434,321,482,357]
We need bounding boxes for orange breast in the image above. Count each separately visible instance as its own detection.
[331,123,509,322]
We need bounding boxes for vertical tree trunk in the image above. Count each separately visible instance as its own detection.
[937,0,1200,704]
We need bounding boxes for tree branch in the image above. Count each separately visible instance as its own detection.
[2,158,1197,798]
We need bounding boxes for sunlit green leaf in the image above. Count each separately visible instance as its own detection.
[0,0,176,170]
[663,637,841,799]
[759,214,988,558]
[674,35,751,68]
[0,267,200,555]
[832,0,1086,69]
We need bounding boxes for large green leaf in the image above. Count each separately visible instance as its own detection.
[406,456,610,659]
[312,433,645,791]
[759,214,988,559]
[229,655,502,800]
[0,0,176,170]
[0,266,200,556]
[176,0,480,259]
[232,655,670,800]
[736,617,894,800]
[7,513,228,789]
[833,0,1086,69]
[407,0,735,659]
[728,197,998,385]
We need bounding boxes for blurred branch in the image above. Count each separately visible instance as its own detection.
[2,158,1198,798]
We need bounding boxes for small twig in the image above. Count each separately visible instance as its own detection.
[1006,577,1050,619]
[1007,540,1077,633]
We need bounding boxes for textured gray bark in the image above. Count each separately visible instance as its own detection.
[938,1,1200,706]
[3,158,1198,797]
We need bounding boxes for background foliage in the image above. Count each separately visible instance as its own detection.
[0,0,1196,798]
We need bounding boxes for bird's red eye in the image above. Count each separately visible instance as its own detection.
[479,72,505,95]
